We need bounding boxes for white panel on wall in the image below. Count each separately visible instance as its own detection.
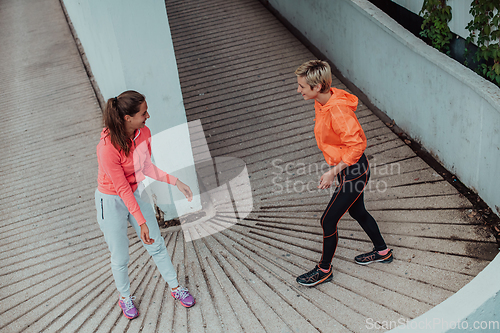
[62,0,202,219]
[391,0,474,40]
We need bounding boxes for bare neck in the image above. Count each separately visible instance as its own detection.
[315,90,332,105]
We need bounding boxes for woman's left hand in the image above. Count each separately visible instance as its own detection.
[140,224,155,245]
[176,180,193,202]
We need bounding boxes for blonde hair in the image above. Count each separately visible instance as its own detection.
[294,60,332,93]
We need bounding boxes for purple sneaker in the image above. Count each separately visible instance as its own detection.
[171,286,196,308]
[118,296,139,319]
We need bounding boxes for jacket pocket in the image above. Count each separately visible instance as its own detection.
[100,198,104,220]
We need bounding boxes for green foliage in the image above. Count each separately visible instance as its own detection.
[466,0,500,87]
[420,0,453,53]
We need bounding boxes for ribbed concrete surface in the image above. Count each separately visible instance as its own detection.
[0,0,497,332]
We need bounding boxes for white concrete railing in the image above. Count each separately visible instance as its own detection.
[389,253,500,332]
[263,0,500,219]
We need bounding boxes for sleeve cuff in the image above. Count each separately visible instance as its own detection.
[132,211,147,226]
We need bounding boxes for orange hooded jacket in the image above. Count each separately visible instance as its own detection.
[314,88,367,166]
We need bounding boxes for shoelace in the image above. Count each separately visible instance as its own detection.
[173,287,189,300]
[303,266,322,278]
[122,296,136,310]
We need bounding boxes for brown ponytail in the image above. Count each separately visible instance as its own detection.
[103,90,145,156]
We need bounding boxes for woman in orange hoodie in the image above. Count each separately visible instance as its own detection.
[294,60,392,287]
[95,90,196,319]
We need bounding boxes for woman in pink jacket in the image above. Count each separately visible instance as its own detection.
[95,90,195,319]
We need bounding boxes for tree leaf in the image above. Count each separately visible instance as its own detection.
[493,63,500,75]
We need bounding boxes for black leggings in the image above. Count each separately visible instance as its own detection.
[319,154,386,269]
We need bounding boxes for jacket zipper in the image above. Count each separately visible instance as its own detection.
[133,129,141,169]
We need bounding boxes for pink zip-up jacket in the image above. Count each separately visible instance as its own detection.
[97,126,177,225]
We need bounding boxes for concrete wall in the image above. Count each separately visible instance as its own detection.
[62,0,201,219]
[263,0,500,218]
[391,0,473,40]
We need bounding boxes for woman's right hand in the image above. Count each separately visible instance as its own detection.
[319,169,337,189]
[140,224,154,245]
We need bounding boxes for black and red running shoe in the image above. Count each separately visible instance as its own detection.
[296,265,333,287]
[355,248,393,265]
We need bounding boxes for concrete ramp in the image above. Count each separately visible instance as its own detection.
[0,0,497,332]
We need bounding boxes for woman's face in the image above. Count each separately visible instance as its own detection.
[127,101,150,131]
[297,76,319,101]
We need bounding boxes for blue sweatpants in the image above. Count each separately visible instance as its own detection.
[95,185,179,298]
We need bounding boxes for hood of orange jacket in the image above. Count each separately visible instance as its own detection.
[314,88,366,166]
